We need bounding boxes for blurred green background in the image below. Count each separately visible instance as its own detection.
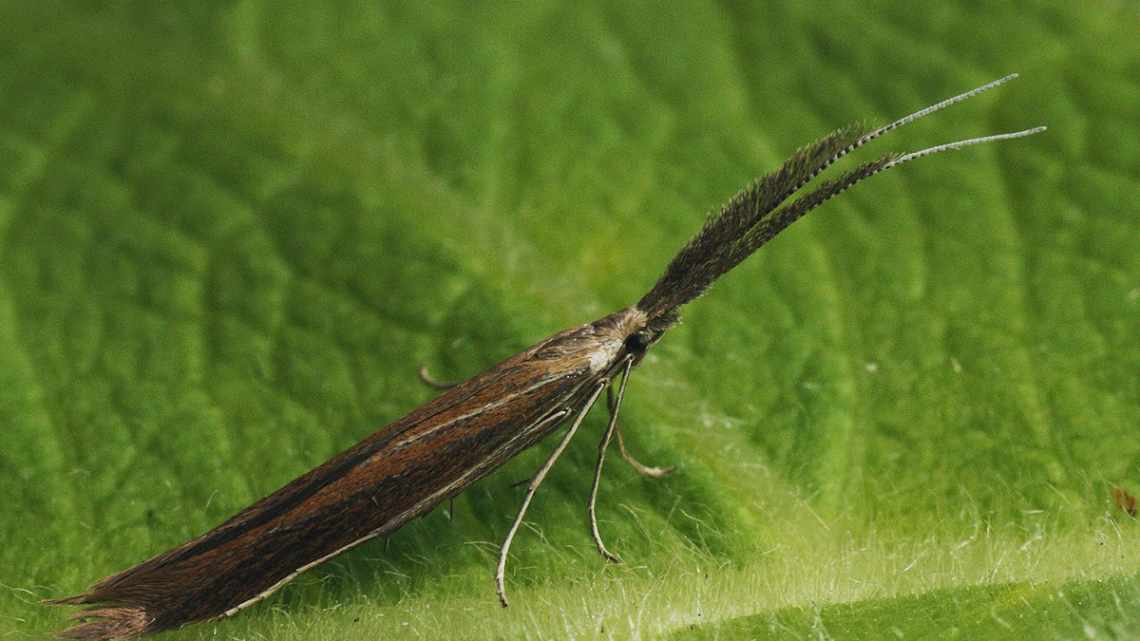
[1,2,1137,640]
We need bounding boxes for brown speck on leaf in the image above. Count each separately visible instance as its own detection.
[1112,486,1137,517]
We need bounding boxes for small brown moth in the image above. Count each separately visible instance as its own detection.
[1113,486,1137,518]
[48,75,1043,639]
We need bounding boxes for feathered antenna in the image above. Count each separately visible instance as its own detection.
[742,127,1046,255]
[637,74,1042,326]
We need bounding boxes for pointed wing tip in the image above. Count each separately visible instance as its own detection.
[53,606,151,641]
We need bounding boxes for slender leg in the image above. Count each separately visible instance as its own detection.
[496,380,608,608]
[615,427,674,478]
[607,384,675,479]
[418,364,461,390]
[587,356,633,563]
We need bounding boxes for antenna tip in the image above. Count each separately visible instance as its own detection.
[1028,125,1047,135]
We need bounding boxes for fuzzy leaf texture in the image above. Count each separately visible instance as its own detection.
[1,2,1137,640]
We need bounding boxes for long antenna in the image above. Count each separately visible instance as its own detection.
[747,125,1049,253]
[786,74,1022,199]
[885,126,1047,169]
[637,74,1043,324]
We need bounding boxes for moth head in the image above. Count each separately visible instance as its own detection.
[594,307,669,365]
[627,328,655,352]
[624,322,667,364]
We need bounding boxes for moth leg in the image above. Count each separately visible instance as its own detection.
[418,364,461,390]
[587,357,634,564]
[496,380,608,608]
[607,385,675,479]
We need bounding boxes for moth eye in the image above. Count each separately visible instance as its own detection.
[628,330,654,352]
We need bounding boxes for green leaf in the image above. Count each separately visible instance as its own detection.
[1,2,1137,640]
[668,573,1140,641]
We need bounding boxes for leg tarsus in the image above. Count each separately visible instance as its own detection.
[605,384,675,479]
[418,364,461,390]
[495,382,607,608]
[615,427,674,478]
[588,357,634,564]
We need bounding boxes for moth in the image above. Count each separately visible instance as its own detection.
[1113,486,1137,518]
[49,75,1043,640]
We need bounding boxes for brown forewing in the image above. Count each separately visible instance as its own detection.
[57,308,643,636]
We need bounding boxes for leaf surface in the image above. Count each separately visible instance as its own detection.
[1,2,1137,639]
